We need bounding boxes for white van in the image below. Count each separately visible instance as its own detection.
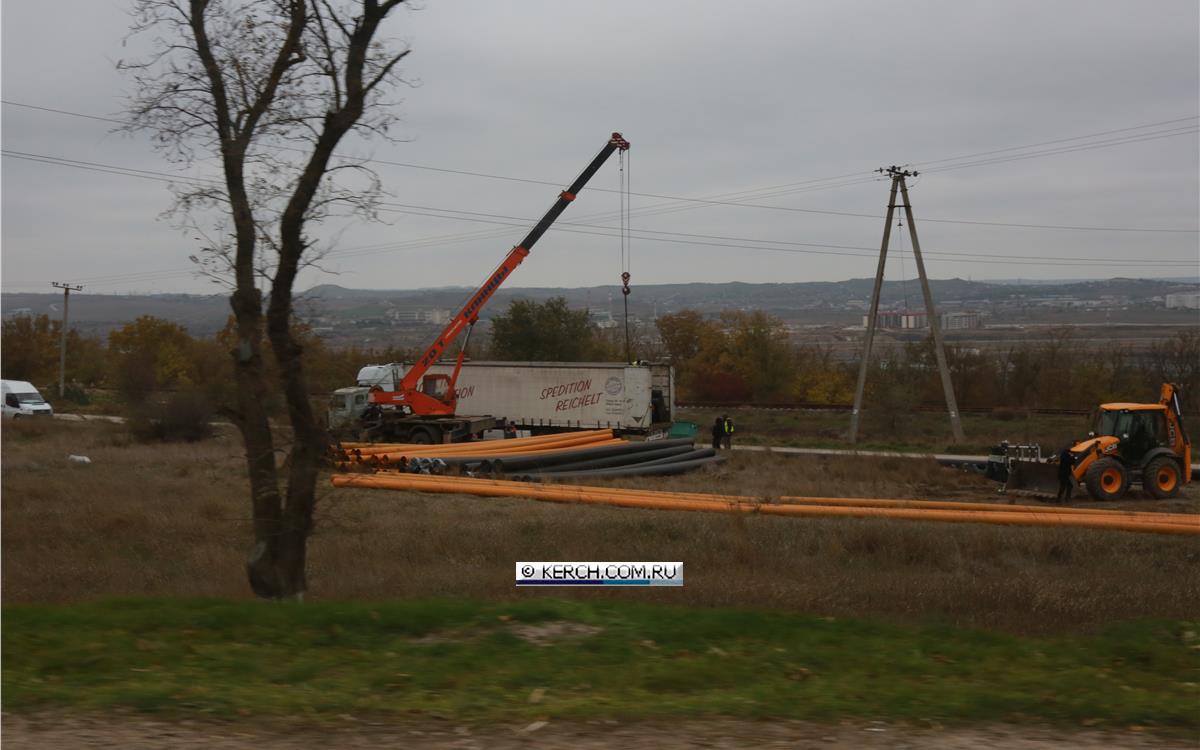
[1,380,54,419]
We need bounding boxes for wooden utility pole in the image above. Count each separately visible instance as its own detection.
[849,167,964,444]
[51,282,83,398]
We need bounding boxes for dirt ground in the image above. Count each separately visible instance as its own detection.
[3,419,1197,632]
[3,714,1196,750]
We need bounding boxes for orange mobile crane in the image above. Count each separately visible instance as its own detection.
[359,133,631,443]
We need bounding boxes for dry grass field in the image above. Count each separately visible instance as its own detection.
[3,419,1197,633]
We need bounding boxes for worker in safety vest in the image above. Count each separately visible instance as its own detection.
[722,415,734,450]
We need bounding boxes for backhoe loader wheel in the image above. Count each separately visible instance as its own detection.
[1084,457,1130,501]
[1144,456,1182,499]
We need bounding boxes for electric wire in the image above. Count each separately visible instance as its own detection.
[4,107,1198,289]
[4,149,1193,270]
[4,99,1197,232]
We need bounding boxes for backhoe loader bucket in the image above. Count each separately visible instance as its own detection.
[1004,460,1062,496]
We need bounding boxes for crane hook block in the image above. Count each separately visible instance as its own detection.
[610,132,630,150]
[621,271,631,296]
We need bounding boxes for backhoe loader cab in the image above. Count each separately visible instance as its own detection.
[1085,406,1168,464]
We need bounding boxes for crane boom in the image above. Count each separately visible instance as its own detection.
[370,132,631,417]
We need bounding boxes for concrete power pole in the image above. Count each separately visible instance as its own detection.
[848,175,901,443]
[51,282,83,398]
[848,167,964,444]
[898,174,965,444]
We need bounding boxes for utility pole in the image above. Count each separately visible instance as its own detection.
[849,167,964,444]
[51,282,83,398]
[848,174,901,443]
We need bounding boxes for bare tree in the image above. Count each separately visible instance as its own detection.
[121,0,409,599]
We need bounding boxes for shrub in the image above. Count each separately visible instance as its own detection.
[58,384,89,405]
[127,389,214,443]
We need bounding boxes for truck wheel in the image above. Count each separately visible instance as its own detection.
[1084,457,1130,501]
[409,427,438,445]
[1143,456,1182,499]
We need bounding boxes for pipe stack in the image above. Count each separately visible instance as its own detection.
[330,430,726,477]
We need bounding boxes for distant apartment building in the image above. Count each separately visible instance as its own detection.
[941,311,982,330]
[1165,292,1200,310]
[861,310,981,330]
[588,308,618,330]
[388,308,453,325]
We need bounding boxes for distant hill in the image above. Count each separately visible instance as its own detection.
[4,277,1197,338]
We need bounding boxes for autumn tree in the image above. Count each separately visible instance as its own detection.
[108,316,199,399]
[488,297,608,361]
[0,315,107,391]
[123,0,410,599]
[655,310,708,365]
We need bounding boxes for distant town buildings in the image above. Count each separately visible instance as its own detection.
[588,309,619,330]
[861,310,982,330]
[1165,292,1200,310]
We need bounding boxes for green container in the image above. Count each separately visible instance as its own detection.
[666,420,699,440]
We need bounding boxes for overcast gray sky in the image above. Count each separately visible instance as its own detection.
[2,0,1198,295]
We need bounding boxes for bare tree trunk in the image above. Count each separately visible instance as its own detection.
[124,0,409,599]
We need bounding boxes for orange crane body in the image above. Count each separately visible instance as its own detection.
[368,133,630,421]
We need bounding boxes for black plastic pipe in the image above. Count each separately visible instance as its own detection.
[517,454,726,481]
[482,438,695,473]
[533,444,696,473]
[534,447,715,475]
[416,438,688,472]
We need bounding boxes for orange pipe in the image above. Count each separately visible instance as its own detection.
[344,429,614,456]
[360,471,1198,524]
[358,437,626,463]
[776,495,1200,523]
[336,439,628,470]
[331,475,1199,536]
[349,433,617,461]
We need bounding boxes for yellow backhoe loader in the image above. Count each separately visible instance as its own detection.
[1002,384,1192,501]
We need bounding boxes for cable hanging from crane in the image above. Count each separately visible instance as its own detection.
[619,146,633,362]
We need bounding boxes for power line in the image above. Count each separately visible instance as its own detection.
[6,147,1197,274]
[919,126,1200,174]
[6,147,1195,265]
[912,115,1200,168]
[5,99,1198,233]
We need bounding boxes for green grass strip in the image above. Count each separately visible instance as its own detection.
[4,598,1198,728]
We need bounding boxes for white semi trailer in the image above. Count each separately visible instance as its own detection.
[329,361,674,441]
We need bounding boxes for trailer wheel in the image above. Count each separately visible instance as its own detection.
[1084,457,1129,501]
[1143,456,1182,499]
